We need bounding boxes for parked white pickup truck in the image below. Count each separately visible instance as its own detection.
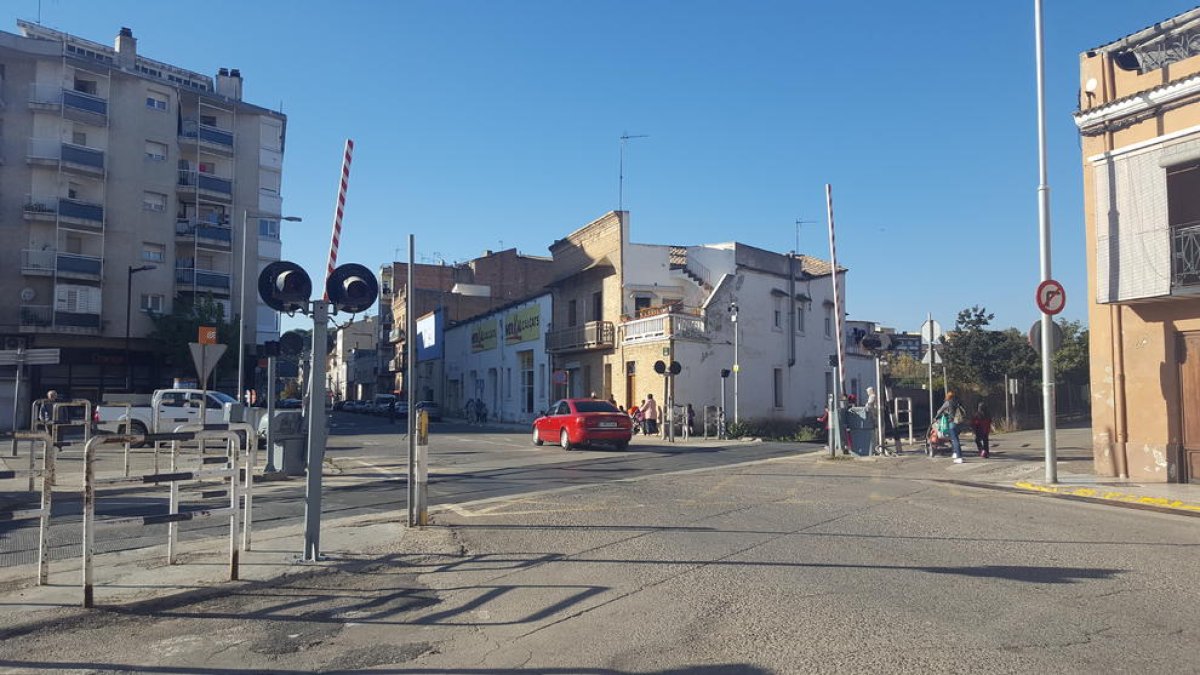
[95,389,238,436]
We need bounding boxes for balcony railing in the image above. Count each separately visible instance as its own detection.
[178,170,233,195]
[56,253,103,277]
[180,120,234,147]
[176,268,231,290]
[55,310,101,329]
[19,304,52,328]
[622,309,707,344]
[63,89,107,116]
[61,142,105,169]
[176,219,233,243]
[27,139,106,173]
[23,194,58,219]
[546,320,615,352]
[1173,221,1200,288]
[21,249,55,274]
[58,197,104,223]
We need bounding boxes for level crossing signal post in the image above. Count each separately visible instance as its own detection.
[258,260,378,561]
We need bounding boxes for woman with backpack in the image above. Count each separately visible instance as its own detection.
[934,391,968,463]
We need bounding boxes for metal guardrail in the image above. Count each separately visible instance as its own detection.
[82,429,243,608]
[0,431,57,586]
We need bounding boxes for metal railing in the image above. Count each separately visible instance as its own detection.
[546,320,615,352]
[622,309,706,343]
[0,431,57,586]
[176,219,233,243]
[58,197,104,223]
[1172,221,1200,288]
[19,304,52,327]
[180,120,234,147]
[178,169,233,195]
[56,252,103,276]
[23,194,58,217]
[21,249,55,273]
[63,88,107,115]
[175,267,232,289]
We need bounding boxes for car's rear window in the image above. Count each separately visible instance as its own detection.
[574,401,619,413]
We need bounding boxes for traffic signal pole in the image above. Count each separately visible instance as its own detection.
[303,300,329,561]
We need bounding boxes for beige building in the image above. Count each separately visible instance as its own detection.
[1075,7,1200,483]
[0,22,288,423]
[328,317,378,403]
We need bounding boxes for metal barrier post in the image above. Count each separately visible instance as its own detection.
[82,435,98,608]
[37,437,56,585]
[120,403,132,477]
[415,410,429,526]
[227,433,240,581]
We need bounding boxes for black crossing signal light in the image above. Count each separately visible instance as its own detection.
[262,341,281,357]
[720,368,731,378]
[258,261,312,313]
[326,263,379,314]
[654,360,666,374]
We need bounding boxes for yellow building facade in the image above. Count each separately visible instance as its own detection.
[1076,8,1200,483]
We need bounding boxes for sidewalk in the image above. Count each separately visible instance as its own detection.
[874,424,1200,517]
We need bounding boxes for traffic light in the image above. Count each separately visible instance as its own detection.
[326,263,378,314]
[720,368,731,378]
[258,261,312,313]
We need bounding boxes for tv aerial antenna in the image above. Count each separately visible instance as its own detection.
[619,132,649,212]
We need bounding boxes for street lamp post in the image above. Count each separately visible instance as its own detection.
[125,264,156,391]
[729,300,739,424]
[238,211,302,400]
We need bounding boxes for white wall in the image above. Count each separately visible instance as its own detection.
[442,294,552,424]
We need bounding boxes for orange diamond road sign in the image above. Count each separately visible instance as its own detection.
[198,326,217,345]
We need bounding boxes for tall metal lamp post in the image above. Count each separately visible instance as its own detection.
[237,211,303,400]
[125,264,156,391]
[728,300,739,424]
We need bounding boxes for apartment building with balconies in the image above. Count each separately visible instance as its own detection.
[1076,7,1200,483]
[0,22,287,422]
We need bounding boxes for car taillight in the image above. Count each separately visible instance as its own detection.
[92,409,100,423]
[575,416,586,426]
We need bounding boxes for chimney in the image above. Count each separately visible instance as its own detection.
[215,67,243,100]
[114,27,136,69]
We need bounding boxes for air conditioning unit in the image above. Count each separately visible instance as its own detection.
[4,337,27,350]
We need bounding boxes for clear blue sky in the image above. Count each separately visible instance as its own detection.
[10,1,1195,334]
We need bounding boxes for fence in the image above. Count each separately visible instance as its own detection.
[0,431,57,585]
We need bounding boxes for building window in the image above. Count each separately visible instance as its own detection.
[773,368,784,408]
[773,299,782,331]
[797,305,806,334]
[537,363,544,401]
[55,284,100,314]
[145,140,167,161]
[146,92,168,111]
[73,77,97,95]
[592,291,602,322]
[633,295,651,316]
[72,130,87,146]
[142,243,165,263]
[67,182,81,200]
[140,293,164,313]
[568,299,577,327]
[258,218,279,239]
[143,191,167,212]
[824,306,833,338]
[824,371,833,401]
[520,350,534,414]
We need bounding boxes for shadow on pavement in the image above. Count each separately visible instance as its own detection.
[0,663,772,675]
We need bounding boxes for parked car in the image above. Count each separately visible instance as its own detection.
[277,398,302,409]
[372,394,399,416]
[532,399,632,450]
[95,389,237,436]
[415,401,442,422]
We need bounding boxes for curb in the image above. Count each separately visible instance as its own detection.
[937,478,1200,518]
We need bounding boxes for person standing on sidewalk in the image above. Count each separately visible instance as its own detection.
[971,401,992,458]
[934,391,967,463]
[642,394,659,436]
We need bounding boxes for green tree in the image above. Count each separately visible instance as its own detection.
[1052,320,1089,384]
[943,306,1038,395]
[148,295,238,383]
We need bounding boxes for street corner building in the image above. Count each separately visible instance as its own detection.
[1076,7,1200,483]
[0,21,289,428]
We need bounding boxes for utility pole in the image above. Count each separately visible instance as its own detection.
[1034,0,1058,483]
[303,300,329,561]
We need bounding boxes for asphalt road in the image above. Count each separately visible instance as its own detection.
[0,413,806,567]
[0,422,1194,673]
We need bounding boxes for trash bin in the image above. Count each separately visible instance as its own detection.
[845,406,876,456]
[268,411,306,476]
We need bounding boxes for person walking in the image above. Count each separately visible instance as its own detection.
[934,391,968,463]
[971,401,992,458]
[686,403,696,437]
[642,394,659,436]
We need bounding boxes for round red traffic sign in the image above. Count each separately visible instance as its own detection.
[1036,280,1066,315]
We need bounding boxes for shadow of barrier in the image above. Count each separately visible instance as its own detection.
[82,429,244,608]
[0,431,57,585]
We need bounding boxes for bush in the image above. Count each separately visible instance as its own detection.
[726,417,823,442]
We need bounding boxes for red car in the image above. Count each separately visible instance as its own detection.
[533,398,633,450]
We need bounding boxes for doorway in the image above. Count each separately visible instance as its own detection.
[625,361,636,409]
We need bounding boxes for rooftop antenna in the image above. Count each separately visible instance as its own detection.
[619,132,649,212]
[794,217,816,254]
